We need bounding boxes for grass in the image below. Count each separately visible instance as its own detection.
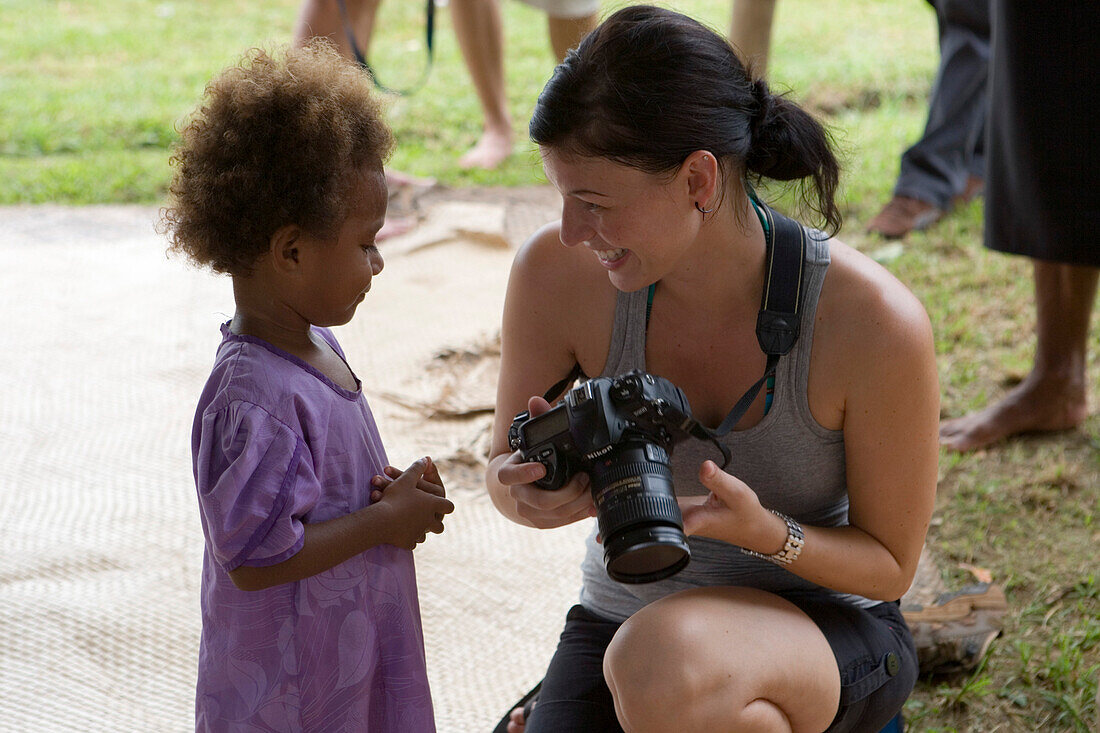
[4,0,1099,729]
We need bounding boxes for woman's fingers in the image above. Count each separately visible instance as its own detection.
[496,455,548,487]
[513,480,594,527]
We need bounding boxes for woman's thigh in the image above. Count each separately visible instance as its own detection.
[604,586,841,733]
[526,588,916,733]
[787,593,917,733]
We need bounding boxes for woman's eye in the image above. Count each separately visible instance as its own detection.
[584,201,604,212]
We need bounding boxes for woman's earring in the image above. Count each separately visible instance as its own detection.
[695,201,715,214]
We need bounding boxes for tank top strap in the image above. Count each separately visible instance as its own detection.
[600,287,650,378]
[775,232,834,435]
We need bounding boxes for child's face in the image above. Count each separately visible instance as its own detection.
[296,165,387,327]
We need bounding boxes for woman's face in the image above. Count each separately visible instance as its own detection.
[540,147,698,292]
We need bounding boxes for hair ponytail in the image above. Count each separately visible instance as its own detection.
[745,80,841,234]
[531,5,842,236]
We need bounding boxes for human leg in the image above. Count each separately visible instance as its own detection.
[941,261,1098,451]
[547,13,598,62]
[294,0,429,241]
[868,0,990,237]
[728,0,778,77]
[293,0,380,60]
[604,587,847,733]
[450,0,514,169]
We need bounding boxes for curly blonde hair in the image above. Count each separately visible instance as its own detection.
[162,42,394,276]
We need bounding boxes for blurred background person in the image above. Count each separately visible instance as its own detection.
[939,2,1099,451]
[866,0,989,239]
[294,0,597,171]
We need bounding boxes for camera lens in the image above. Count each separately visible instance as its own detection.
[588,440,690,584]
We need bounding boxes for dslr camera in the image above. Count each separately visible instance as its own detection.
[508,370,706,584]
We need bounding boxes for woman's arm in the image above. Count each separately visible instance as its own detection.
[486,223,612,527]
[683,248,940,601]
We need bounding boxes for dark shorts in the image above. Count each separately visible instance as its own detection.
[500,592,917,733]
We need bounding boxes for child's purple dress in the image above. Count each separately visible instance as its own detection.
[191,324,434,732]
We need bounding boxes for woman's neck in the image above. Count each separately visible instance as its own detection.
[657,195,769,315]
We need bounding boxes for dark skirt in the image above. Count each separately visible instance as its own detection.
[985,2,1100,267]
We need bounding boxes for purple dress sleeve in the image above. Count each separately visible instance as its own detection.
[195,399,322,570]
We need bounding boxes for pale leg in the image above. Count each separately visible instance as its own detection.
[729,0,778,77]
[293,0,379,60]
[604,587,840,733]
[547,13,598,62]
[294,0,426,241]
[451,0,514,169]
[940,261,1098,451]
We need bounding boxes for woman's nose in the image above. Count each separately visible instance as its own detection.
[558,205,594,247]
[370,249,384,276]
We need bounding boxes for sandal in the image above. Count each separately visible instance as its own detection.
[902,582,1008,675]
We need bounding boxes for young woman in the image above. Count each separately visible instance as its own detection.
[486,7,938,732]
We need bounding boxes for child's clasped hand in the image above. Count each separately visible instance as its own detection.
[370,457,455,550]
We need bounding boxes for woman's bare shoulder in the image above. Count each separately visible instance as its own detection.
[509,221,614,310]
[817,239,933,361]
[503,221,618,377]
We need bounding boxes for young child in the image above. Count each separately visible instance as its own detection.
[162,43,454,732]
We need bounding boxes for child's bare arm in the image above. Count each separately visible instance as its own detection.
[229,458,454,591]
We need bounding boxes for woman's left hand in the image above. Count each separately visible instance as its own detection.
[679,460,785,553]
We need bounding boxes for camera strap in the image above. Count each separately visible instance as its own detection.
[709,204,805,437]
[542,205,806,435]
[336,0,435,96]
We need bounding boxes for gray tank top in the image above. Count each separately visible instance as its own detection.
[578,233,876,621]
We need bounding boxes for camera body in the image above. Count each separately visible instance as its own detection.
[508,370,700,583]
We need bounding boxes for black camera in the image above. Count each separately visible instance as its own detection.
[508,370,707,584]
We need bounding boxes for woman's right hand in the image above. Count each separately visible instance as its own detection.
[490,396,597,529]
[494,451,596,529]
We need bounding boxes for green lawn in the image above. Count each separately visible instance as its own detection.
[1,0,938,203]
[3,1,1098,730]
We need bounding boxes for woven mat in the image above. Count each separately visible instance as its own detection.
[0,192,942,732]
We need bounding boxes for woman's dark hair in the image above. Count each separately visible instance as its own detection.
[530,5,841,234]
[162,41,394,276]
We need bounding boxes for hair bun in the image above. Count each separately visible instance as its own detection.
[749,78,773,140]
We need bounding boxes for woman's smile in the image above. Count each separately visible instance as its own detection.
[592,246,629,267]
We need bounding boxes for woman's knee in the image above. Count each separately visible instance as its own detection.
[602,590,753,731]
[603,613,695,730]
[602,588,840,733]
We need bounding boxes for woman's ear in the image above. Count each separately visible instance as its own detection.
[682,149,719,209]
[269,224,303,274]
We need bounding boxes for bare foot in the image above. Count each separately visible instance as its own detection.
[505,705,526,733]
[385,169,436,190]
[939,372,1089,451]
[379,169,436,242]
[459,127,514,170]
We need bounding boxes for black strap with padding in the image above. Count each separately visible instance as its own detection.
[543,204,807,444]
[710,205,805,437]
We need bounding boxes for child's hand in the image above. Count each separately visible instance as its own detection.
[370,457,454,550]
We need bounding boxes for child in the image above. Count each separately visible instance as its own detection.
[162,43,454,732]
